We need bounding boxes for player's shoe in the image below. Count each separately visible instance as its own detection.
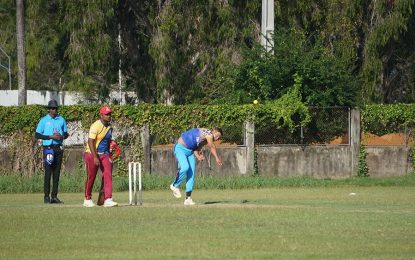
[170,184,182,198]
[50,197,63,204]
[184,197,196,206]
[83,199,95,208]
[103,198,118,207]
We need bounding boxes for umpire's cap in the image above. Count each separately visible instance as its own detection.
[47,99,59,108]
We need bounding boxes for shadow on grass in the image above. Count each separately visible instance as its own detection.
[204,200,249,204]
[204,201,230,204]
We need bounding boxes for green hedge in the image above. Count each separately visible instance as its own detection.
[3,103,414,142]
[2,102,415,177]
[0,86,309,145]
[362,104,415,134]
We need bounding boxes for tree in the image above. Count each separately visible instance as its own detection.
[0,1,16,90]
[25,0,65,91]
[16,0,26,105]
[149,0,260,104]
[360,0,415,103]
[2,0,414,105]
[225,28,359,106]
[58,0,118,101]
[116,0,157,103]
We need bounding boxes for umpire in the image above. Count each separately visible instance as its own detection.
[35,100,69,204]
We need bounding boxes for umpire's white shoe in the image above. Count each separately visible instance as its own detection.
[170,184,182,198]
[83,199,95,208]
[184,197,196,206]
[103,198,118,207]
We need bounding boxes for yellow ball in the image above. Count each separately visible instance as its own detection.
[253,100,258,105]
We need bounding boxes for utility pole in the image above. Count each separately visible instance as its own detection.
[16,0,27,105]
[0,45,11,90]
[261,0,274,53]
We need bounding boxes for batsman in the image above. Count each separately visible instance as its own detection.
[83,106,119,208]
[170,127,223,205]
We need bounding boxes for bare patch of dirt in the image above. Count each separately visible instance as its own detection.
[329,133,410,145]
[361,133,409,145]
[330,136,350,145]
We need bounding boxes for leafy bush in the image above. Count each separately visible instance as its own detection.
[0,99,310,175]
[225,28,359,106]
[358,145,369,177]
[362,104,415,135]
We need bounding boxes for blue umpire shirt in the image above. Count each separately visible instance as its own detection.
[36,114,68,146]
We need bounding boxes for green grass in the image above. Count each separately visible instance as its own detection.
[1,187,414,259]
[1,172,415,193]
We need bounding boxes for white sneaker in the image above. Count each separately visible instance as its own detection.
[83,199,95,208]
[184,197,195,205]
[103,198,118,207]
[170,184,182,198]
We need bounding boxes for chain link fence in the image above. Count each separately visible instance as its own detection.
[148,107,350,146]
[255,107,350,146]
[150,124,244,146]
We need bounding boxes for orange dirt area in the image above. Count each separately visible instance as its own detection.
[330,136,350,145]
[325,133,409,145]
[152,144,174,148]
[361,133,409,145]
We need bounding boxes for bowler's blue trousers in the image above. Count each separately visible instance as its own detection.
[172,143,196,193]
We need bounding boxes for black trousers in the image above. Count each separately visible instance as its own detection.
[43,146,64,198]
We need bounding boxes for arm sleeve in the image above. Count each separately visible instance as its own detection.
[35,132,50,140]
[88,122,99,139]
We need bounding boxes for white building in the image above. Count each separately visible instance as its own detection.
[0,90,138,106]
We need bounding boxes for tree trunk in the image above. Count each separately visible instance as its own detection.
[16,0,26,105]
